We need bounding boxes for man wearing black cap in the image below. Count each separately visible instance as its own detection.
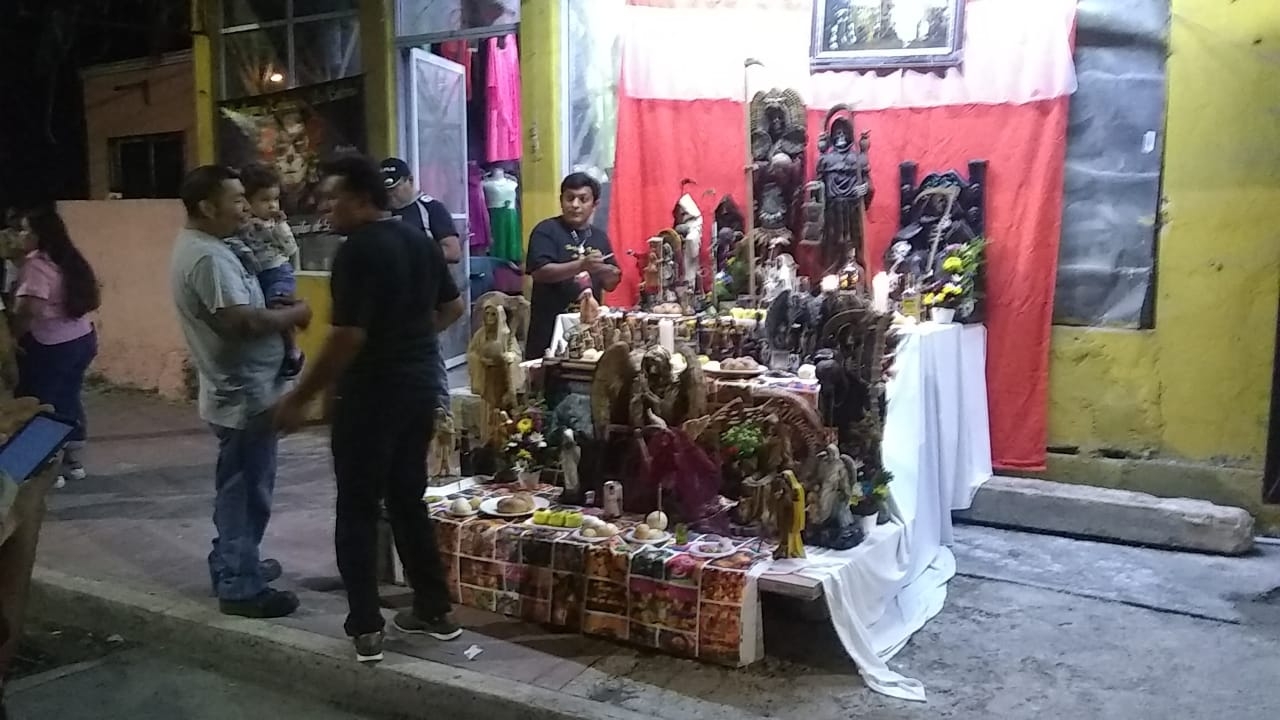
[380,157,463,265]
[381,157,461,412]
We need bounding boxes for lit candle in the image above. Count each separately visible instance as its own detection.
[872,272,891,313]
[821,275,839,293]
[658,319,675,353]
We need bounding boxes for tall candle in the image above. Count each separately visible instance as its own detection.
[820,274,839,294]
[658,319,675,353]
[872,272,891,313]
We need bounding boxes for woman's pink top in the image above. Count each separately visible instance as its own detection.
[16,251,94,345]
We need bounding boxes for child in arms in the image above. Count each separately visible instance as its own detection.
[230,163,304,377]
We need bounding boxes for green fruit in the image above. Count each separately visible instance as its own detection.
[549,511,566,527]
[533,509,550,525]
[564,512,583,528]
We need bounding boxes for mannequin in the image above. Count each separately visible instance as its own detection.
[483,168,522,263]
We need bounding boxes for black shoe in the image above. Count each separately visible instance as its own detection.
[392,611,462,640]
[219,589,300,619]
[353,631,385,663]
[281,351,305,379]
[210,560,284,596]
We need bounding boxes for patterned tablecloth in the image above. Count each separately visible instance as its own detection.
[430,483,771,666]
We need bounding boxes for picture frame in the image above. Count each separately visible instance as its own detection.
[810,0,966,73]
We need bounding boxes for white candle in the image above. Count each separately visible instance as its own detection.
[658,319,675,353]
[872,272,891,313]
[820,275,839,293]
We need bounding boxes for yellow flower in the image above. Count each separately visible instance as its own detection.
[516,418,534,434]
[942,256,963,273]
[517,449,533,461]
[923,292,937,306]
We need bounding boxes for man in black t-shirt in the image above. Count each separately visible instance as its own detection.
[276,155,465,664]
[381,157,460,412]
[525,172,621,360]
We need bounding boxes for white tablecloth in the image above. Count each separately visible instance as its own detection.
[765,322,992,701]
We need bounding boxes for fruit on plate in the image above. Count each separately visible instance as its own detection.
[645,511,669,531]
[448,498,472,515]
[532,509,550,525]
[496,494,535,514]
[425,495,444,504]
[564,512,583,528]
[469,497,483,510]
[581,515,606,530]
[549,511,567,527]
[581,527,598,538]
[721,357,761,371]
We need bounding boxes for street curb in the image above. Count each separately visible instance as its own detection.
[29,568,652,720]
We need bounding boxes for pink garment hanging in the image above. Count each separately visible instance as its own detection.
[467,162,492,251]
[438,40,473,101]
[485,34,522,163]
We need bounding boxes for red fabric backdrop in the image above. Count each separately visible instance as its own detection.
[607,96,1068,470]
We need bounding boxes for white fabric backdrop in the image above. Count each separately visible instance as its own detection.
[765,322,992,701]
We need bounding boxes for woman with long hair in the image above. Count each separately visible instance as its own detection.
[12,206,100,484]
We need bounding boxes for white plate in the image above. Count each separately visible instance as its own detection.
[686,542,735,559]
[480,495,552,518]
[704,366,766,379]
[446,508,479,519]
[623,528,672,546]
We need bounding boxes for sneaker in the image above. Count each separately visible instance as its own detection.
[392,611,462,641]
[65,466,87,481]
[53,477,66,489]
[353,631,385,663]
[218,589,300,619]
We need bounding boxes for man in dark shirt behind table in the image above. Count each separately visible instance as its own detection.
[276,154,465,664]
[525,172,621,360]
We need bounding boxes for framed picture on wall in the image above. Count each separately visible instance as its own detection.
[810,0,965,73]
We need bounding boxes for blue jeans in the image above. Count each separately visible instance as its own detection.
[208,412,278,601]
[16,330,97,443]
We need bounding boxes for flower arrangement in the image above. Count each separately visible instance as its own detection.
[851,467,894,516]
[502,406,549,473]
[924,238,987,316]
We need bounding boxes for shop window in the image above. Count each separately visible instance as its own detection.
[219,0,360,100]
[397,0,519,38]
[108,133,185,199]
[564,0,625,230]
[1054,0,1168,329]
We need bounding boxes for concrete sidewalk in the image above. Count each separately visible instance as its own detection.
[27,390,1280,720]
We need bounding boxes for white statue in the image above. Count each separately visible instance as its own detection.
[675,192,703,295]
[560,428,581,497]
[602,480,623,519]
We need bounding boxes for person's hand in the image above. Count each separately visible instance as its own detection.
[274,392,308,435]
[285,299,312,329]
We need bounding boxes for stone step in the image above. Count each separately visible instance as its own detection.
[956,476,1255,556]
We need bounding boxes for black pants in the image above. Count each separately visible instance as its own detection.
[332,389,451,637]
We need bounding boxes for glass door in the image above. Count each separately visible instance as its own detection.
[404,47,471,368]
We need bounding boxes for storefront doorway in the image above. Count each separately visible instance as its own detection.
[1265,293,1280,504]
[395,2,524,369]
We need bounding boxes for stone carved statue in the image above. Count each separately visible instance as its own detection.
[803,444,864,550]
[468,301,524,446]
[749,88,807,251]
[815,106,873,277]
[430,407,457,478]
[602,480,624,519]
[591,343,707,434]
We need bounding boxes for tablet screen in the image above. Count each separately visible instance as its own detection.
[0,414,76,484]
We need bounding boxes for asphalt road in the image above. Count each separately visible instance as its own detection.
[6,649,377,720]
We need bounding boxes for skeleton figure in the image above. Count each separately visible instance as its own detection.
[816,106,873,276]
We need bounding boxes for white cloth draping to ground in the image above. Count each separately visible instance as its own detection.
[765,322,992,701]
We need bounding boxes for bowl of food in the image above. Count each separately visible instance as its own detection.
[623,524,672,545]
[480,493,548,518]
[705,356,765,378]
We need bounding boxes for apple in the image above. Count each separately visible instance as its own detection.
[532,509,550,525]
[565,512,583,529]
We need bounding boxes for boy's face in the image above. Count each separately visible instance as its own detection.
[248,185,283,221]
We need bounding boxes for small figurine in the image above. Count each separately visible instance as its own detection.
[430,407,457,478]
[602,480,624,519]
[560,428,583,504]
[772,470,807,560]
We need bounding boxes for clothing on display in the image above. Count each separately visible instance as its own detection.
[485,34,522,163]
[467,163,493,252]
[438,40,474,101]
[483,169,522,263]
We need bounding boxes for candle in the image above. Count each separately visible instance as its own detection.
[872,272,891,313]
[820,275,839,293]
[658,319,675,353]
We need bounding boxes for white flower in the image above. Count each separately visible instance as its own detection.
[529,432,545,445]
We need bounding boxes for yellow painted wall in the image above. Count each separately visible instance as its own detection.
[1048,1,1280,468]
[518,0,564,254]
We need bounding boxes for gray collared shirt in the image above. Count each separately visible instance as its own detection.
[170,227,285,429]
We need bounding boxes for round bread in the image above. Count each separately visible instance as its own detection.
[496,495,533,514]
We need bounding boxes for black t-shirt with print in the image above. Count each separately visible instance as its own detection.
[524,217,617,360]
[330,217,460,394]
